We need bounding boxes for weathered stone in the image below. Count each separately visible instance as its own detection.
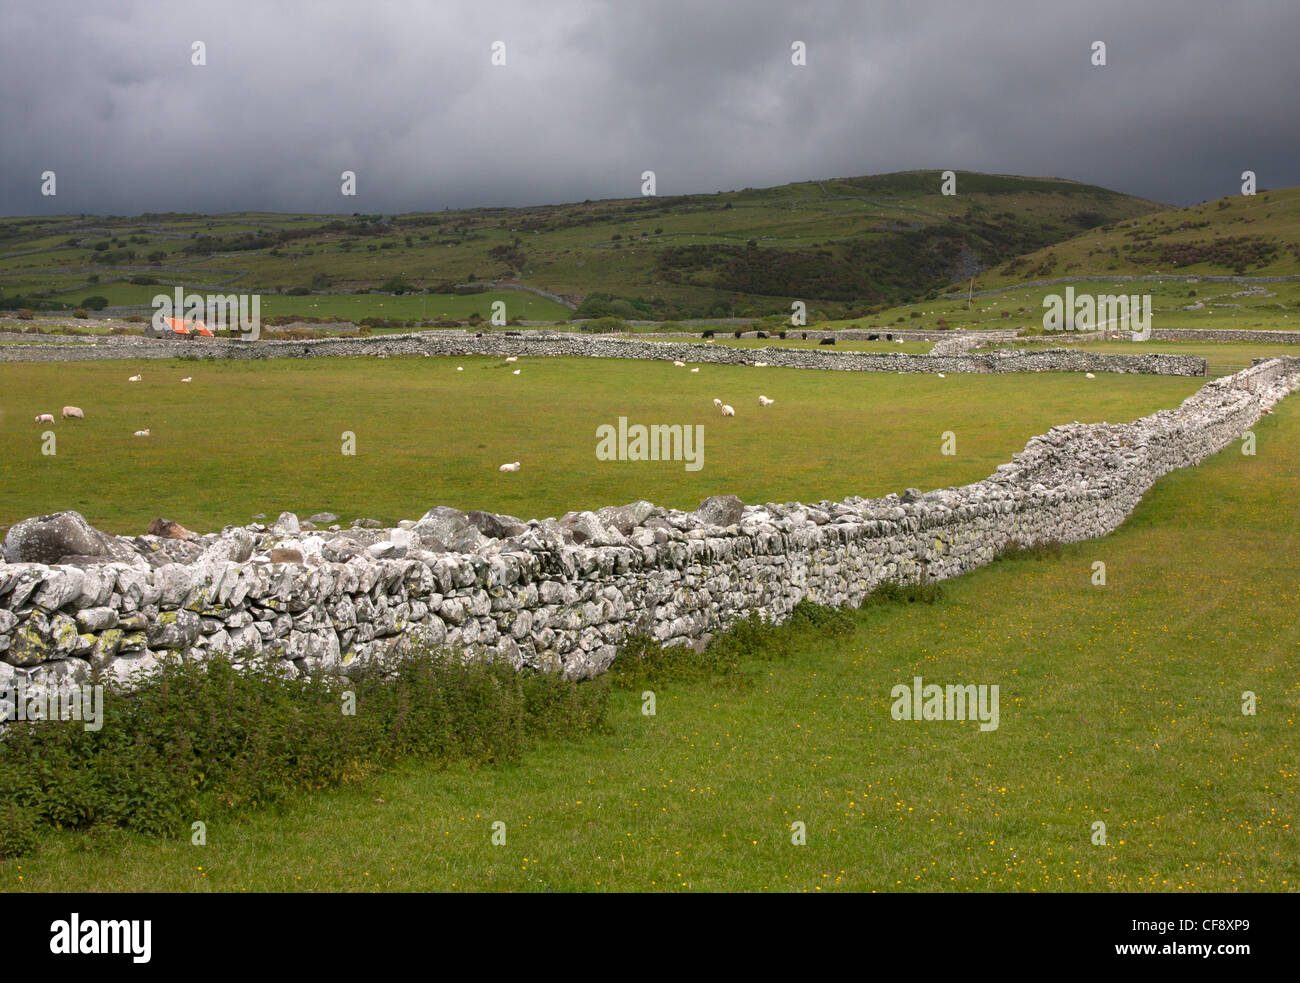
[197,528,254,564]
[413,507,487,552]
[3,511,111,565]
[694,495,745,528]
[467,510,528,540]
[147,518,197,541]
[146,609,201,650]
[596,501,656,536]
[75,606,118,632]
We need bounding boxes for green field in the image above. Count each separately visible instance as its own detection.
[0,355,1208,537]
[2,362,1295,892]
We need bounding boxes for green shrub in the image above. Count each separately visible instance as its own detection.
[73,308,89,319]
[80,296,110,310]
[0,649,609,856]
[995,539,1065,562]
[579,316,625,334]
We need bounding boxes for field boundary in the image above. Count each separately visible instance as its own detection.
[3,358,1294,686]
[0,330,1207,375]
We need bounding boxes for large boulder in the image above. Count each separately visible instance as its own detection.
[693,495,745,528]
[133,535,204,567]
[413,507,487,553]
[557,511,626,546]
[596,501,657,536]
[196,528,255,564]
[3,511,112,565]
[467,510,528,540]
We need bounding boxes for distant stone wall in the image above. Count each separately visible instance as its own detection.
[3,357,1294,694]
[1150,328,1300,344]
[0,331,1206,375]
[942,274,1300,300]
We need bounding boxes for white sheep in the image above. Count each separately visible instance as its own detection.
[512,369,521,375]
[754,361,768,367]
[720,404,735,417]
[713,398,722,407]
[457,366,463,371]
[498,461,521,472]
[133,429,151,437]
[758,396,774,407]
[180,377,192,383]
[690,367,699,373]
[1085,372,1096,379]
[937,373,946,378]
[128,374,142,382]
[62,406,84,419]
[505,356,518,363]
[673,360,685,367]
[34,413,55,424]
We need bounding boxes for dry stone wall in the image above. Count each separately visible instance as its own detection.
[0,331,1206,375]
[3,358,1294,694]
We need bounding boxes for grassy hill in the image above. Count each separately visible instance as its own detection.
[0,171,1163,322]
[808,186,1300,339]
[978,185,1300,287]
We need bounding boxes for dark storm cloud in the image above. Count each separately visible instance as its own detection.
[1,0,1297,216]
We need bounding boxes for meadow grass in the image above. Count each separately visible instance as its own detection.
[2,382,1295,892]
[0,355,1206,535]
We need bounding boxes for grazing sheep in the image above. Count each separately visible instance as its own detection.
[62,406,84,419]
[937,373,946,379]
[713,398,723,407]
[180,377,192,383]
[1085,372,1096,379]
[690,367,699,373]
[498,461,521,472]
[754,361,768,367]
[128,374,142,382]
[133,429,151,437]
[758,396,774,407]
[512,369,521,375]
[505,356,518,363]
[673,360,685,367]
[34,413,55,424]
[457,366,463,371]
[720,404,735,417]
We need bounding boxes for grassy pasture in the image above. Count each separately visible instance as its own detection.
[3,366,1296,892]
[0,355,1205,536]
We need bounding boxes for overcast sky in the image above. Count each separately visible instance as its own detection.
[2,0,1297,217]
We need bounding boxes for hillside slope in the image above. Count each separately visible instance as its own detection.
[0,171,1163,320]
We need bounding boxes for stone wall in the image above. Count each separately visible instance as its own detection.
[3,357,1295,694]
[1150,328,1300,344]
[942,274,1300,300]
[0,331,1206,375]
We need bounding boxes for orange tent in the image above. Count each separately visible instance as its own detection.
[167,317,213,337]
